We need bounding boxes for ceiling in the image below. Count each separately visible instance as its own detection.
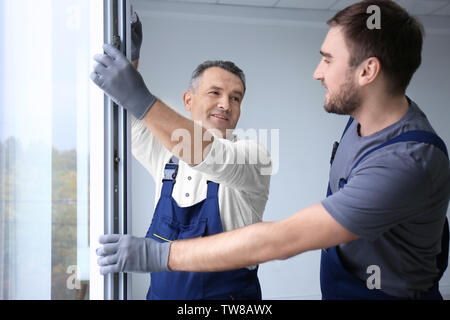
[156,0,450,16]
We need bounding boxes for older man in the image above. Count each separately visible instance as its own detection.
[91,15,271,300]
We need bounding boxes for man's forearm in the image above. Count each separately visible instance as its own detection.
[168,220,285,272]
[142,99,213,166]
[167,203,359,272]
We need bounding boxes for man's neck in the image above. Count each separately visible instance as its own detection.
[353,94,409,137]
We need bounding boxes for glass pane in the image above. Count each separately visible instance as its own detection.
[0,0,102,300]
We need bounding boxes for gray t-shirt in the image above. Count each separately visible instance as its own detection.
[321,98,450,299]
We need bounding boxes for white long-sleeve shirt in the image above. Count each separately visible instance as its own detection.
[131,117,272,232]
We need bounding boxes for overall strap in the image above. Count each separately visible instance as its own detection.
[330,117,354,165]
[327,117,354,197]
[341,117,354,139]
[439,219,449,281]
[206,181,219,198]
[161,156,179,196]
[163,156,179,181]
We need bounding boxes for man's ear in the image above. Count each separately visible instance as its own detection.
[183,91,193,112]
[357,57,381,87]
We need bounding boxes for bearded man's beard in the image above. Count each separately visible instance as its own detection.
[324,75,362,115]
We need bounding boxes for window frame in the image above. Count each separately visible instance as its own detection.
[89,0,132,300]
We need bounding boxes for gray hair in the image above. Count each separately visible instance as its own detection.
[189,60,246,94]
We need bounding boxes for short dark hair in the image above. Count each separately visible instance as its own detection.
[328,0,424,94]
[189,60,246,94]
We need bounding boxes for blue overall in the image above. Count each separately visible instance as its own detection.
[321,117,449,300]
[145,157,262,300]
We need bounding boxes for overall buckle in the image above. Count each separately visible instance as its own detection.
[162,158,179,182]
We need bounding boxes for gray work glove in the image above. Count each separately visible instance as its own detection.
[96,234,171,275]
[90,44,156,119]
[130,12,142,62]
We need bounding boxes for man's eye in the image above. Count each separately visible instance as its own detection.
[231,97,240,102]
[209,91,219,95]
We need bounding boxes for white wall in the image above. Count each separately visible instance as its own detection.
[130,0,450,299]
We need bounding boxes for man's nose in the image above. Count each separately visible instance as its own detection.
[313,62,323,80]
[217,96,231,111]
